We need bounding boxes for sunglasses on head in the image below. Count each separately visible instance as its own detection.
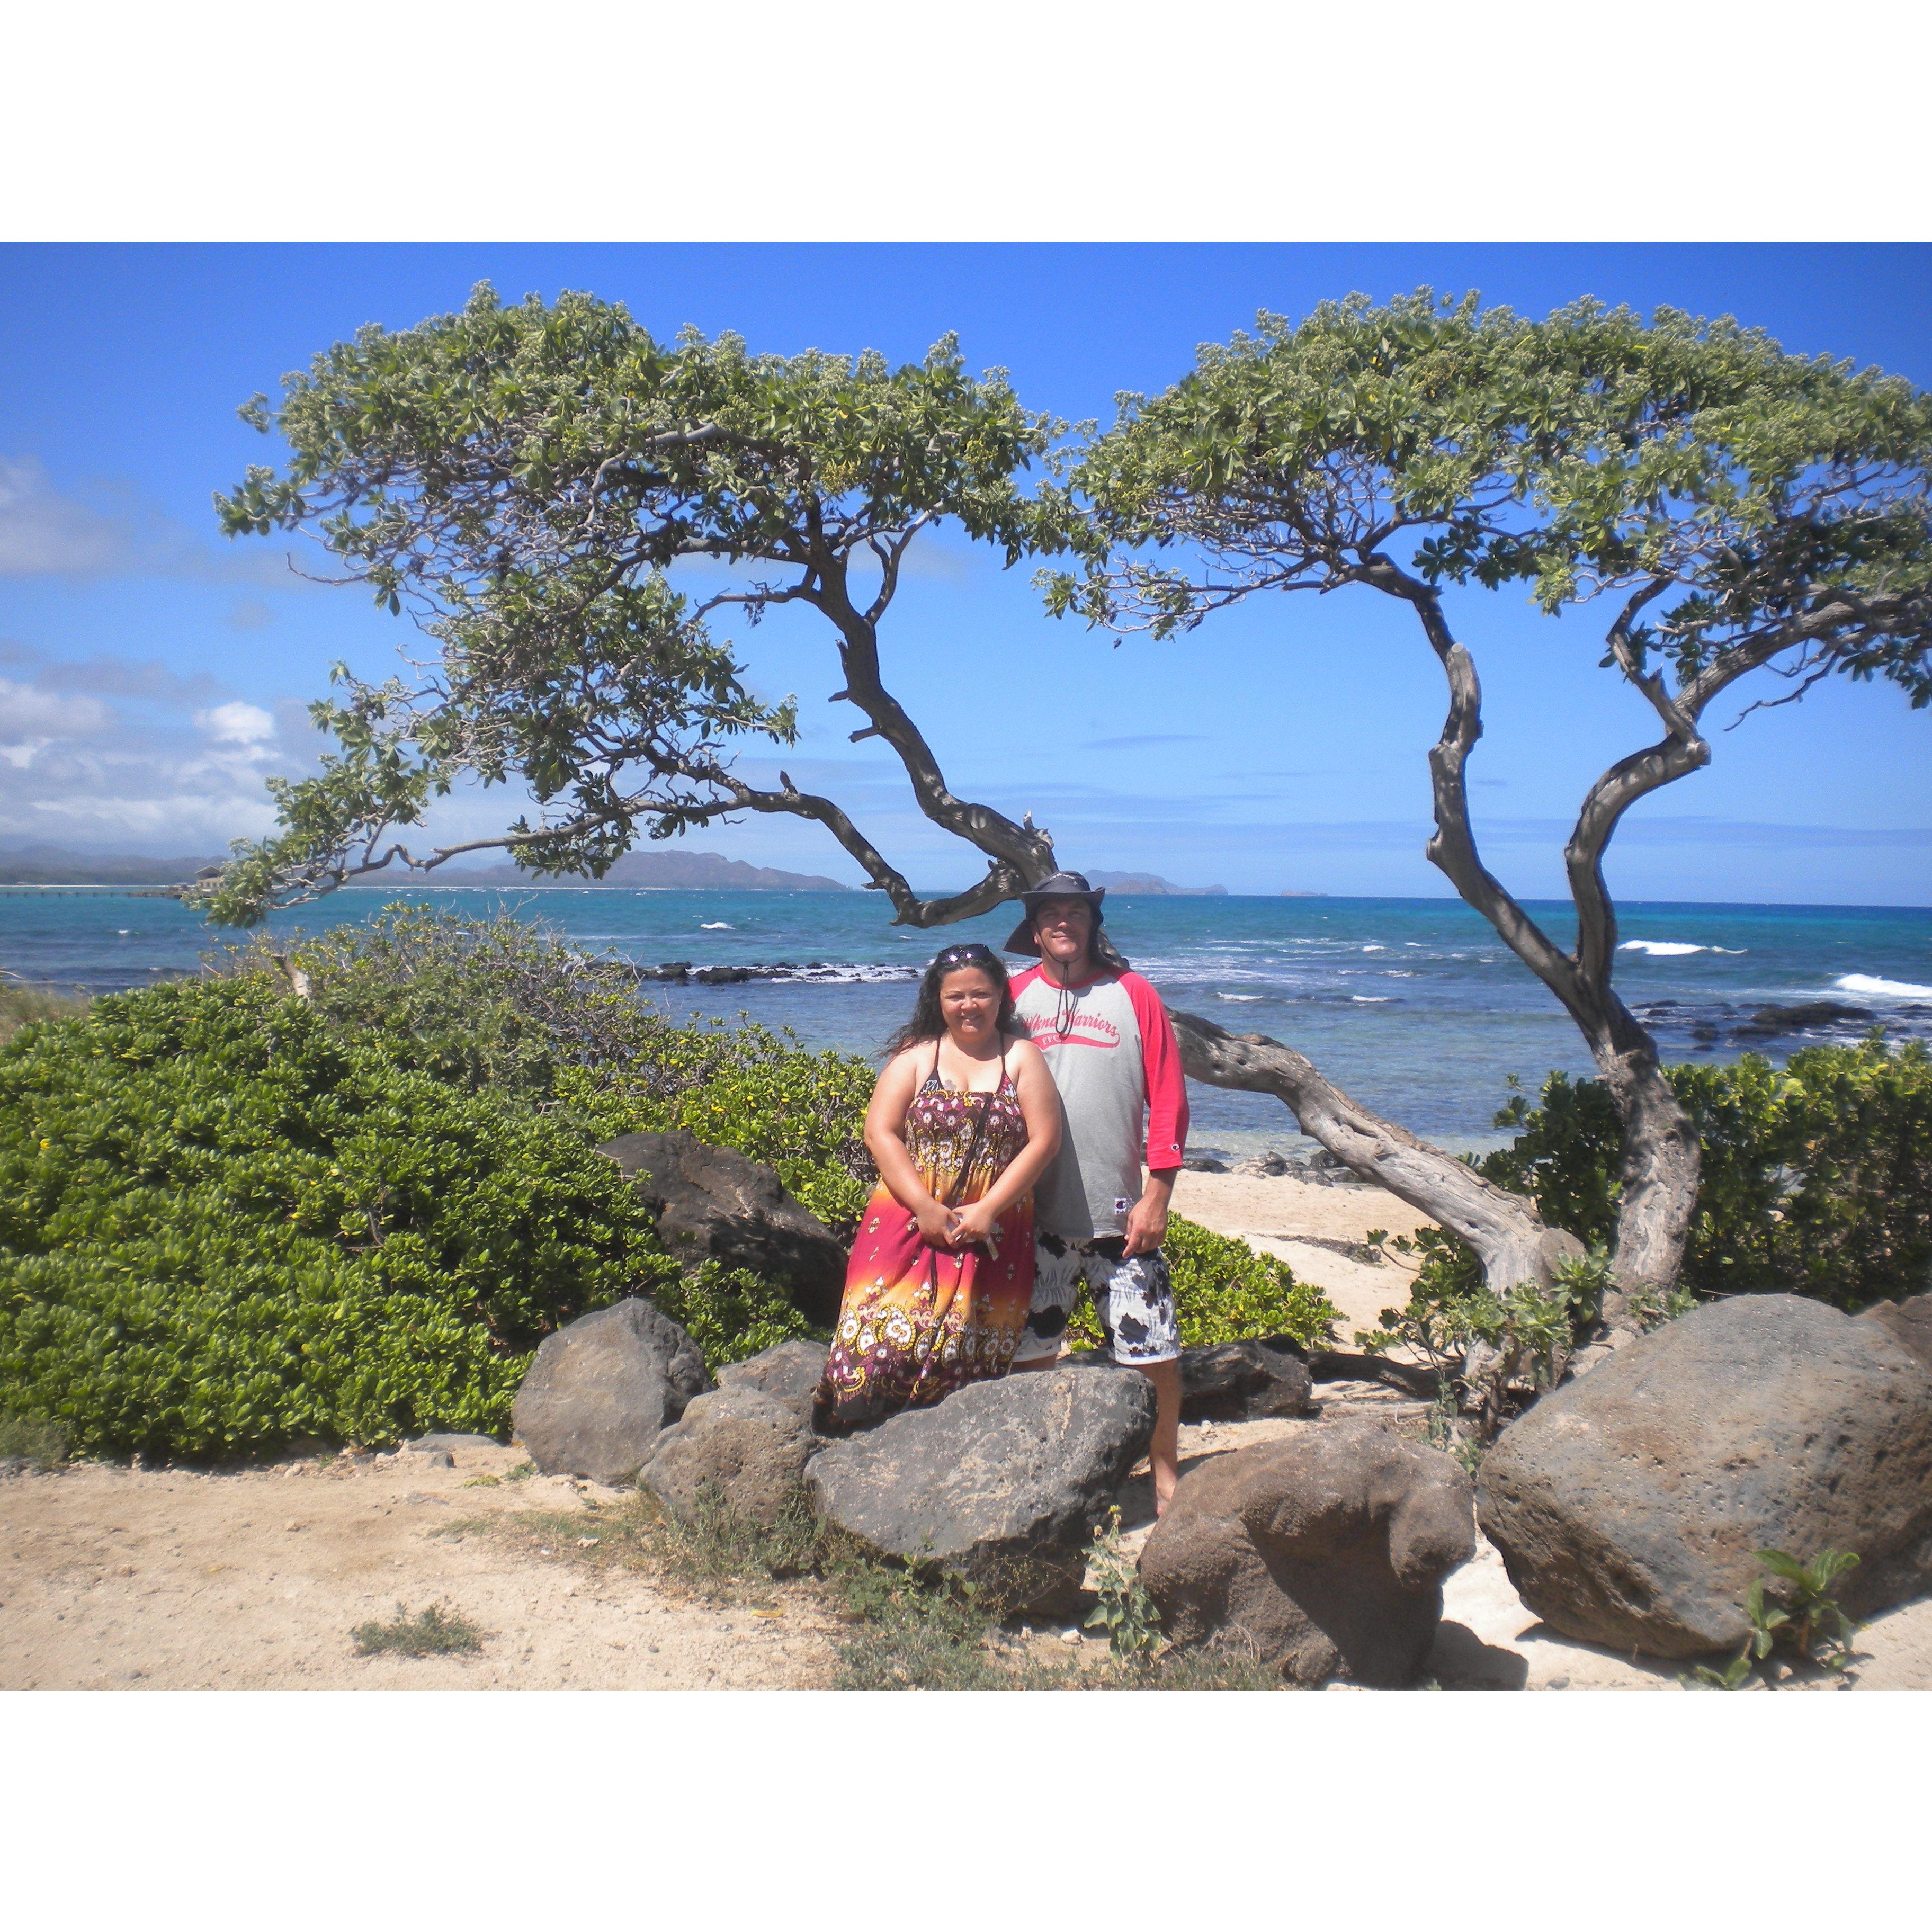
[934,943,998,968]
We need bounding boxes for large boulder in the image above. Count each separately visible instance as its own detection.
[1180,1338,1315,1420]
[714,1338,830,1420]
[807,1367,1158,1616]
[1062,1337,1315,1421]
[1859,1292,1932,1375]
[1139,1420,1474,1686]
[599,1130,847,1324]
[1478,1293,1932,1659]
[512,1298,709,1486]
[641,1340,831,1528]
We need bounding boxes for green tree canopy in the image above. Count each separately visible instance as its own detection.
[202,283,1069,926]
[1051,292,1932,1298]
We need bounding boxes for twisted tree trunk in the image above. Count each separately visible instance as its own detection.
[1359,560,1707,1315]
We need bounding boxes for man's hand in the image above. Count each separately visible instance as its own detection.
[1123,1170,1176,1258]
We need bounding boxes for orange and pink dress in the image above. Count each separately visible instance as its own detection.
[817,1044,1036,1429]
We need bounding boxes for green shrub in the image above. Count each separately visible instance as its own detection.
[1359,1251,1611,1386]
[652,1260,821,1368]
[0,974,682,1458]
[226,907,880,1240]
[1486,1039,1932,1310]
[214,905,673,1105]
[1067,1214,1339,1352]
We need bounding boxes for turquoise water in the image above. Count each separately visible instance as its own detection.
[5,885,1929,1156]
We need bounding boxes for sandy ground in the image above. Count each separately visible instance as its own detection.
[5,1168,1926,1691]
[0,1444,840,1690]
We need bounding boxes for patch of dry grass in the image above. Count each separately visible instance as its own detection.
[0,982,90,1048]
[450,1487,1295,1690]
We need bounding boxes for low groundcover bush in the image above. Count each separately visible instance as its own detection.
[0,974,688,1459]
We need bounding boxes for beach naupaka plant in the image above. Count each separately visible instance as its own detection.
[198,282,1070,928]
[1049,292,1932,1317]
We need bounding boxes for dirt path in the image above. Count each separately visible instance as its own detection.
[0,1443,839,1690]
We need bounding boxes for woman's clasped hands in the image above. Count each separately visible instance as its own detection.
[909,1199,1001,1256]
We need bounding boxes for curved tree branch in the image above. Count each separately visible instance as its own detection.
[687,760,1031,926]
[799,555,1060,891]
[1171,1009,1583,1293]
[1359,556,1581,1008]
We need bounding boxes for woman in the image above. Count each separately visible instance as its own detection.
[817,941,1061,1430]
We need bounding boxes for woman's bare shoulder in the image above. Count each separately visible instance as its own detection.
[880,1040,933,1080]
[1005,1033,1050,1073]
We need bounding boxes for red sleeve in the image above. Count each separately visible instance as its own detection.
[1123,972,1189,1171]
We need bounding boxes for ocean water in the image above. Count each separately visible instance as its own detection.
[5,885,1929,1158]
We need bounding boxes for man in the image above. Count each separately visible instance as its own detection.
[1005,871,1188,1513]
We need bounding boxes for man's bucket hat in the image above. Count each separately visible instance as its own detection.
[1003,870,1106,956]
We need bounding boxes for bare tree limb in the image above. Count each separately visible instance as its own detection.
[1358,556,1582,1007]
[1170,1009,1583,1293]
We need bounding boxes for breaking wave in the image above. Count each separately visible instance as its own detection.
[1620,940,1706,956]
[1835,973,1932,999]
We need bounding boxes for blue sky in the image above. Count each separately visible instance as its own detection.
[1,241,1928,903]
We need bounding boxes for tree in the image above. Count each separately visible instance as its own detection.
[198,282,1067,929]
[1047,292,1932,1310]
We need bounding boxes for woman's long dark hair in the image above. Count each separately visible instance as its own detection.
[882,942,1018,1058]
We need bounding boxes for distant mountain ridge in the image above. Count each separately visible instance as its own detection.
[0,845,226,886]
[424,848,853,892]
[1086,869,1227,897]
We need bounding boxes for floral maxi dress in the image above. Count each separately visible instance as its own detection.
[817,1046,1036,1429]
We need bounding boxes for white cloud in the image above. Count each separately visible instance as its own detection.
[196,701,276,746]
[0,662,307,851]
[0,675,111,738]
[0,457,137,576]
